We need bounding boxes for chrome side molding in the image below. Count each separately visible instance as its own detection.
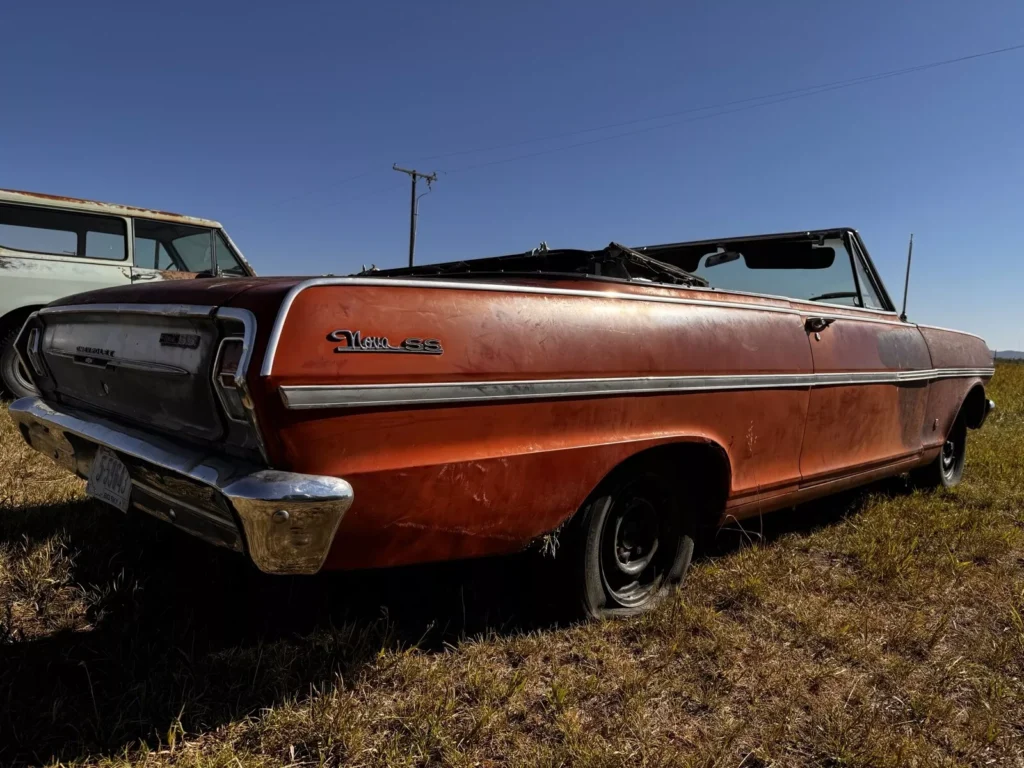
[278,367,997,411]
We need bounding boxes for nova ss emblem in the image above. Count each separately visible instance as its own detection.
[327,330,443,355]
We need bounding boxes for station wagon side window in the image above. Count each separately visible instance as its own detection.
[133,219,247,276]
[676,237,878,309]
[133,237,178,270]
[0,203,126,260]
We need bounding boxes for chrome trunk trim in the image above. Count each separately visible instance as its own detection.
[39,303,216,319]
[259,277,935,377]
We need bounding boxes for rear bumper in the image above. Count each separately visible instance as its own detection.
[9,396,353,575]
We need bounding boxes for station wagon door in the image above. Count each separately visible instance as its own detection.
[0,202,132,304]
[796,235,931,484]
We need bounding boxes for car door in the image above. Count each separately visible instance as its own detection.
[797,233,931,484]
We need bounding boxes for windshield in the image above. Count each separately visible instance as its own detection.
[133,219,248,276]
[645,234,887,309]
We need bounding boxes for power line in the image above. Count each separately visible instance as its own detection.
[275,40,1024,204]
[441,41,1024,174]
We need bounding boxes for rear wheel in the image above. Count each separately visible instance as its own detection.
[0,326,37,400]
[912,415,967,489]
[565,464,694,619]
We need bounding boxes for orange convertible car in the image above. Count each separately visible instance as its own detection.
[11,227,994,617]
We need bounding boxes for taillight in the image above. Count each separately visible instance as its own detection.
[25,326,47,378]
[213,337,251,422]
[212,307,267,464]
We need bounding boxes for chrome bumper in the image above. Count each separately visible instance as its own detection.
[8,397,353,575]
[980,399,996,428]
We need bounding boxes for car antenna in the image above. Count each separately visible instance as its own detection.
[899,233,914,322]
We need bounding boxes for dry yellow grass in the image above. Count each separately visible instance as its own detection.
[1,365,1022,767]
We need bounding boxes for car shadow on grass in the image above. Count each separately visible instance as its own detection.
[0,477,914,765]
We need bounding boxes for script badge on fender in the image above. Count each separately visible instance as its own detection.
[327,330,443,355]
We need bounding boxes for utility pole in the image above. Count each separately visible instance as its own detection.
[392,165,437,267]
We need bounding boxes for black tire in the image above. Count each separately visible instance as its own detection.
[912,415,967,489]
[564,463,695,619]
[0,325,37,400]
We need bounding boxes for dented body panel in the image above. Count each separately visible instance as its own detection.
[11,229,995,575]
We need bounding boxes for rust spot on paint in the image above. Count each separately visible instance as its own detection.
[0,188,218,227]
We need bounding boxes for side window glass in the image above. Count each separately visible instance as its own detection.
[172,232,213,272]
[132,220,246,276]
[157,244,177,270]
[214,231,247,275]
[134,237,158,269]
[85,231,126,260]
[851,249,885,309]
[0,203,125,260]
[133,237,179,270]
[0,222,77,255]
[688,238,861,307]
[134,219,211,273]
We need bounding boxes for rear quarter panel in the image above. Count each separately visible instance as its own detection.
[917,324,994,448]
[256,281,815,569]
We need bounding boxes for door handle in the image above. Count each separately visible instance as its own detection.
[805,317,836,333]
[133,272,158,281]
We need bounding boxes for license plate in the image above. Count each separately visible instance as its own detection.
[86,447,132,513]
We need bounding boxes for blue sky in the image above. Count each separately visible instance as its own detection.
[2,0,1022,350]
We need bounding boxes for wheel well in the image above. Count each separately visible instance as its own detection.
[600,440,731,534]
[959,384,989,430]
[0,305,43,342]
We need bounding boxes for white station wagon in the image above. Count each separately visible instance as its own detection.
[0,189,256,397]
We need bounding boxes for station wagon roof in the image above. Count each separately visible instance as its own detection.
[0,188,222,229]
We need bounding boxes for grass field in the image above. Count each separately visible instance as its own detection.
[2,366,1022,767]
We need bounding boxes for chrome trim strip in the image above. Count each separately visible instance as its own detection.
[14,311,42,382]
[260,278,918,376]
[39,303,216,319]
[9,396,353,575]
[914,323,990,344]
[214,307,270,465]
[279,367,995,410]
[44,348,190,376]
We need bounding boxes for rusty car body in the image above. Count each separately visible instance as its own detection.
[0,188,256,398]
[9,228,994,616]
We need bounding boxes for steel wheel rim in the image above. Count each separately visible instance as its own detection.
[599,480,674,608]
[941,439,956,476]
